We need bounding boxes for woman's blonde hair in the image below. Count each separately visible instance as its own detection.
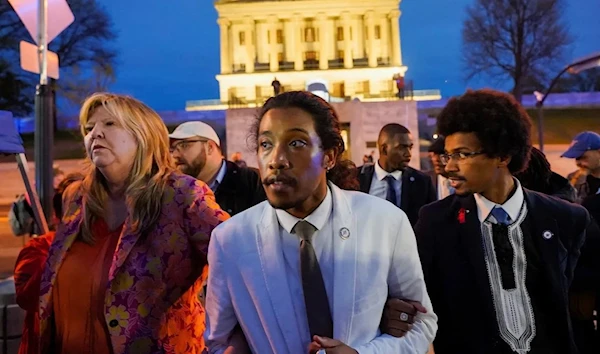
[78,93,175,243]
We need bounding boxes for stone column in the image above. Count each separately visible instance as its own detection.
[292,14,304,70]
[217,18,231,74]
[389,9,402,66]
[380,14,390,62]
[284,18,294,63]
[365,11,377,67]
[355,17,364,58]
[244,17,255,73]
[268,15,279,72]
[316,13,328,70]
[341,12,353,69]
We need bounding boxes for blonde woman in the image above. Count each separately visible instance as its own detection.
[38,93,229,354]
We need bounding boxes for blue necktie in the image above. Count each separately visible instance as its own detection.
[384,175,397,206]
[491,206,511,225]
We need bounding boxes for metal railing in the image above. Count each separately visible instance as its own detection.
[185,88,443,110]
[226,56,402,73]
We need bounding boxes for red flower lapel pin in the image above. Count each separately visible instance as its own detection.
[458,208,466,224]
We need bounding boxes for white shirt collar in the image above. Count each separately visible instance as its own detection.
[275,187,333,234]
[474,178,524,223]
[374,161,402,181]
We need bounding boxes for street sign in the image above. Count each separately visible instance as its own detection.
[9,0,75,223]
[8,0,74,44]
[19,41,59,79]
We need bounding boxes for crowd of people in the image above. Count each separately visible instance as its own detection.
[11,88,600,354]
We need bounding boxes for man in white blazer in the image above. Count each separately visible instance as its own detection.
[204,91,437,354]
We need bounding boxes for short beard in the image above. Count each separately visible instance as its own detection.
[179,151,207,178]
[267,199,299,211]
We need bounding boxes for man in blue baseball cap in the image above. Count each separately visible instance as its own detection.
[562,131,600,202]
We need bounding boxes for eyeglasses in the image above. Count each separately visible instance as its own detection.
[439,151,485,165]
[169,139,207,153]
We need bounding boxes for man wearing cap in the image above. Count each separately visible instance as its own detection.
[561,131,600,203]
[426,136,455,200]
[169,121,265,216]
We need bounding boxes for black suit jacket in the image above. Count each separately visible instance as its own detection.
[415,190,590,354]
[426,170,438,199]
[214,160,266,216]
[358,164,435,225]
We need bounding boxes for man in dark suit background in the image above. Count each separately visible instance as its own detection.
[426,135,455,200]
[169,121,265,216]
[415,89,590,354]
[358,123,435,226]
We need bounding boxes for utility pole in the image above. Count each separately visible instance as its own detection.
[34,0,54,222]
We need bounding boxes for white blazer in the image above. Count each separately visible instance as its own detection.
[205,182,437,354]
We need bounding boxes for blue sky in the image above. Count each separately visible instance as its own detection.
[102,0,600,111]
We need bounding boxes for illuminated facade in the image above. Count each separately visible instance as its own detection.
[213,0,414,106]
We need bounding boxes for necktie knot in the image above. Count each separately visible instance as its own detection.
[491,206,511,225]
[293,220,317,242]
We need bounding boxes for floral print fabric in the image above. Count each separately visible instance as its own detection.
[39,173,229,354]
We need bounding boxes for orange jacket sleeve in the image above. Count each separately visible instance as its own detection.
[14,232,55,312]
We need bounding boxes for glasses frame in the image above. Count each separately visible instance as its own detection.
[169,139,208,153]
[439,151,485,165]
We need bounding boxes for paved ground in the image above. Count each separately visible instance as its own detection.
[0,204,24,278]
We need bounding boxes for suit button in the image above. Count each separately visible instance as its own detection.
[109,319,119,328]
[227,209,232,213]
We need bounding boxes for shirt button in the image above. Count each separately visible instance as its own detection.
[109,319,119,328]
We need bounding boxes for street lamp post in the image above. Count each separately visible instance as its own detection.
[535,52,600,152]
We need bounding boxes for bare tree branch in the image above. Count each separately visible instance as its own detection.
[462,0,572,101]
[0,0,118,116]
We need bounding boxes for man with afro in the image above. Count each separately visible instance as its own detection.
[415,89,590,354]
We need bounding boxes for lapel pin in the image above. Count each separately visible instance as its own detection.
[542,230,553,240]
[410,177,415,182]
[339,227,350,239]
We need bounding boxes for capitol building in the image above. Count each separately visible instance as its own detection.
[187,0,440,111]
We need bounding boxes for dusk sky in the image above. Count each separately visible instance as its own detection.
[102,0,600,111]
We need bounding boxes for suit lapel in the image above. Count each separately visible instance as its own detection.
[359,165,374,193]
[523,190,574,349]
[329,183,357,344]
[256,206,304,353]
[457,196,496,322]
[39,196,83,331]
[400,169,411,210]
[107,217,140,284]
[215,161,237,194]
[429,171,439,199]
[523,191,567,303]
